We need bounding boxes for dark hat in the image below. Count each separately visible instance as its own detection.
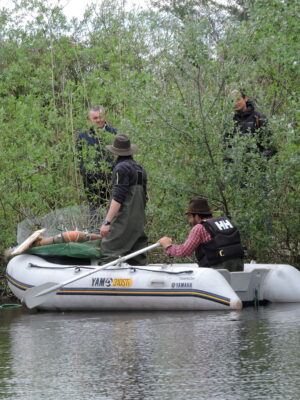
[106,134,137,156]
[185,197,212,215]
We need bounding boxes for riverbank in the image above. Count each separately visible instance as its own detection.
[0,283,16,300]
[0,267,15,299]
[0,297,21,306]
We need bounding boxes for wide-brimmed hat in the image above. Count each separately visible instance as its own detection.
[106,134,137,156]
[185,197,212,215]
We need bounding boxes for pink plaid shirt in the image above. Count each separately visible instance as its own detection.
[165,224,211,258]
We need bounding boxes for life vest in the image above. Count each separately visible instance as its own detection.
[195,217,244,267]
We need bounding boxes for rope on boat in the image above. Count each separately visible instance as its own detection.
[128,267,194,275]
[28,263,194,275]
[28,263,95,270]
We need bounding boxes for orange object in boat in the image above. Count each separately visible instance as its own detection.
[33,231,102,247]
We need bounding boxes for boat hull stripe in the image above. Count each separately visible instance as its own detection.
[58,289,230,306]
[6,273,33,290]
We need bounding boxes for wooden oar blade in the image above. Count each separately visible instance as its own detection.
[10,228,46,256]
[23,282,58,309]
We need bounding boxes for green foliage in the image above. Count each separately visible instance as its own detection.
[0,0,299,293]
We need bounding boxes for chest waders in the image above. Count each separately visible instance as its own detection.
[101,171,148,266]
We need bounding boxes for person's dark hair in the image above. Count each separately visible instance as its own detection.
[192,213,213,219]
[239,88,247,98]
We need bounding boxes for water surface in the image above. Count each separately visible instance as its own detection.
[1,304,300,399]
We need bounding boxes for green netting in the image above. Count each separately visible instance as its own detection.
[24,240,102,259]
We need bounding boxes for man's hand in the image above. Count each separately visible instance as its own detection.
[100,199,122,238]
[100,224,111,237]
[158,237,172,249]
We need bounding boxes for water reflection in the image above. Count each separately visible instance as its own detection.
[1,304,300,399]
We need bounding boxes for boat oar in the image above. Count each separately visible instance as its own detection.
[23,242,161,309]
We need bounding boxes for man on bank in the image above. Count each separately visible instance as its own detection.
[224,89,276,162]
[76,105,117,207]
[100,134,148,266]
[159,197,244,271]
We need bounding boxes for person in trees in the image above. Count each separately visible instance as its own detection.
[76,105,117,207]
[223,89,277,163]
[100,134,148,266]
[158,197,244,272]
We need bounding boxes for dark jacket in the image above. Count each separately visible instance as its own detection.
[112,156,147,205]
[76,124,117,206]
[76,124,117,179]
[196,217,244,267]
[224,101,276,158]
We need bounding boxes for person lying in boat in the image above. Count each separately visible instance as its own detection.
[158,197,244,271]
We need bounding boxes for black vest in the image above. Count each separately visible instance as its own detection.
[195,217,244,267]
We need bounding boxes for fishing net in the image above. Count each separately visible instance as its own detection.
[17,205,104,244]
[16,206,105,259]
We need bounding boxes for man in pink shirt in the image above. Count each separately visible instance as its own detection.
[159,197,244,271]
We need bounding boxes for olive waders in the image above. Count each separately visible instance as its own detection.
[214,259,244,272]
[101,176,148,266]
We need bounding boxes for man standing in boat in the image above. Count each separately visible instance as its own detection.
[159,197,244,271]
[99,134,148,266]
[76,105,117,207]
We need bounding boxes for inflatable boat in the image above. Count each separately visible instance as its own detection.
[6,207,300,312]
[6,251,300,312]
[6,251,242,311]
